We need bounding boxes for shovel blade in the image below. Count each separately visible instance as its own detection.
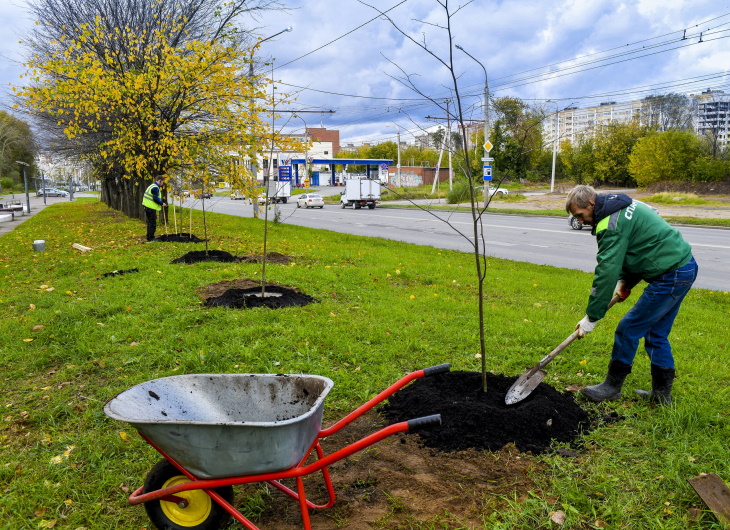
[505,369,547,405]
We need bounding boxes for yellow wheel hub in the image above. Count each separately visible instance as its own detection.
[160,475,212,527]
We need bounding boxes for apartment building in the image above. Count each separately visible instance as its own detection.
[542,89,730,151]
[691,89,730,149]
[543,100,642,148]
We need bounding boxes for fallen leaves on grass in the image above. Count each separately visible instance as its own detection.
[550,510,566,524]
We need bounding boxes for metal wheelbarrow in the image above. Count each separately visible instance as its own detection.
[104,364,448,530]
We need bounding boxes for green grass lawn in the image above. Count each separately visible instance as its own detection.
[1,199,729,529]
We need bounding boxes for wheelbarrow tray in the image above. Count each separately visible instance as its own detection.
[104,373,333,479]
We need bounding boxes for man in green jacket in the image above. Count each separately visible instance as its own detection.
[566,185,697,405]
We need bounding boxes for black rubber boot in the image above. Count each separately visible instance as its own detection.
[581,360,632,402]
[635,364,675,405]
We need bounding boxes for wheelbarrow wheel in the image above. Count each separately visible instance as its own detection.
[143,459,233,530]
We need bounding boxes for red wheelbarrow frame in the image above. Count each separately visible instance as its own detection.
[128,364,449,530]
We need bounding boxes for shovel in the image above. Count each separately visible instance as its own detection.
[505,295,621,405]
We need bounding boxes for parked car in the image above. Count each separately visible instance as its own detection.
[569,214,584,230]
[569,203,659,231]
[296,193,325,209]
[37,188,69,197]
[475,185,509,197]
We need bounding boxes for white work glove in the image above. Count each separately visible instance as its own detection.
[613,279,631,302]
[575,316,597,338]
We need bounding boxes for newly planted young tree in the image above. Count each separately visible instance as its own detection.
[365,0,509,391]
[16,0,292,220]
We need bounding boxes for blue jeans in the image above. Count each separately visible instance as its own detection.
[611,257,697,369]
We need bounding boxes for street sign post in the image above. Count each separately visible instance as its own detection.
[483,165,492,181]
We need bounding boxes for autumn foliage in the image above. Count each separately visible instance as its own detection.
[17,0,302,217]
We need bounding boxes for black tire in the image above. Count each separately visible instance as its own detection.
[340,202,346,209]
[368,204,375,209]
[297,203,301,208]
[569,215,583,230]
[354,203,361,209]
[143,459,233,530]
[282,197,287,204]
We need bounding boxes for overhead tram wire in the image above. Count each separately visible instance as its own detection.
[266,8,730,143]
[488,29,730,92]
[273,12,730,109]
[273,0,409,71]
[486,14,730,87]
[490,33,730,95]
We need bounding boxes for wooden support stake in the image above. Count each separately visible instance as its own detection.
[688,473,730,528]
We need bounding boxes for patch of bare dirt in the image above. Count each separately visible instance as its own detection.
[229,370,603,529]
[196,279,297,300]
[238,251,294,264]
[172,251,295,265]
[244,410,541,529]
[204,285,316,309]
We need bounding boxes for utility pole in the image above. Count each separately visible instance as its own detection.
[551,101,558,193]
[455,44,490,205]
[15,161,30,213]
[446,100,453,191]
[396,127,402,186]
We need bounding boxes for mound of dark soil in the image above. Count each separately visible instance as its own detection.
[238,252,294,264]
[101,268,139,277]
[157,233,206,243]
[381,370,591,454]
[171,250,238,264]
[204,285,316,309]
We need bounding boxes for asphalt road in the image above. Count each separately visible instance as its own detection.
[3,191,726,291]
[192,193,728,291]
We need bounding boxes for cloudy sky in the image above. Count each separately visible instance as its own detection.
[1,0,728,146]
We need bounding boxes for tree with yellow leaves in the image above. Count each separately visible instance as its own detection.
[17,0,302,220]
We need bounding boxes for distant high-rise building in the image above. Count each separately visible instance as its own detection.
[542,101,642,148]
[691,89,730,150]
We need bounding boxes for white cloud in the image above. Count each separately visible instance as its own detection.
[1,0,728,142]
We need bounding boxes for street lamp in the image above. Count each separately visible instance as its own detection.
[386,124,402,186]
[546,101,577,193]
[293,114,309,188]
[455,44,490,204]
[15,160,30,213]
[248,27,293,78]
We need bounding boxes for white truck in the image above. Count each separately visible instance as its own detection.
[269,181,291,204]
[340,179,381,209]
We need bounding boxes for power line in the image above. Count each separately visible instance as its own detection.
[274,0,408,70]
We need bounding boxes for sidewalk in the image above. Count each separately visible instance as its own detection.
[0,193,90,238]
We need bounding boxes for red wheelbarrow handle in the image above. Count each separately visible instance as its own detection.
[319,364,450,438]
[407,414,442,431]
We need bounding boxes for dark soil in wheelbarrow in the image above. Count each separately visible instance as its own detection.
[241,371,610,529]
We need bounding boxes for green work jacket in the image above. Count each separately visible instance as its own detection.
[587,196,693,321]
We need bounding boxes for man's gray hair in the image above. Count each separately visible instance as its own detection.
[565,185,597,214]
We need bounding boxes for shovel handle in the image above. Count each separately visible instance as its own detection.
[527,294,622,375]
